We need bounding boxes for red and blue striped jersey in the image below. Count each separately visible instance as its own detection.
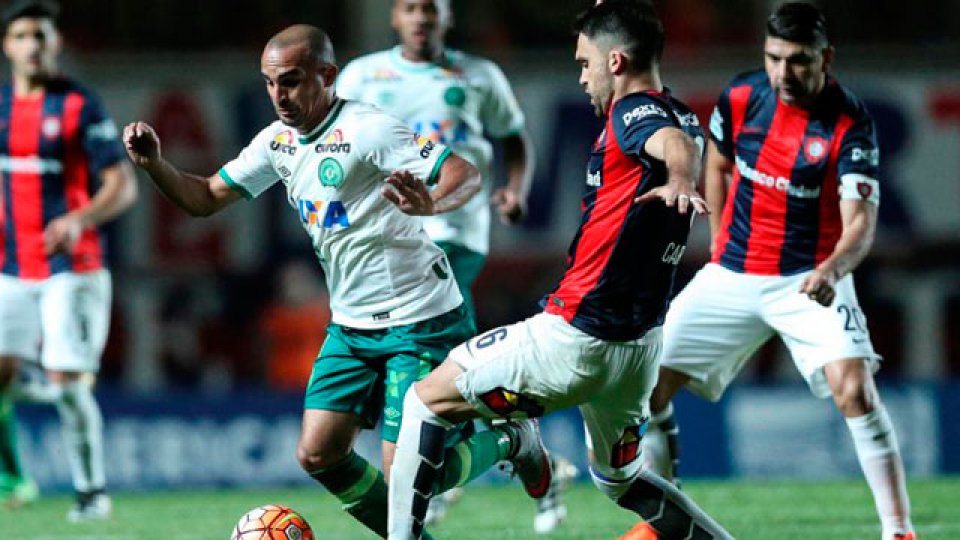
[0,78,125,279]
[709,70,880,275]
[543,90,704,341]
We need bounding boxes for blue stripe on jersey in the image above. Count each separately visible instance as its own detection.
[719,172,753,272]
[39,91,72,274]
[0,85,16,275]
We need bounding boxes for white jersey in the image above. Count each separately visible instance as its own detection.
[337,47,525,255]
[219,98,462,329]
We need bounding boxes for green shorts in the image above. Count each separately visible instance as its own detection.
[304,303,476,443]
[435,241,486,320]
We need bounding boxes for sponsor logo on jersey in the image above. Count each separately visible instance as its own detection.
[42,116,61,139]
[586,169,602,187]
[314,128,351,153]
[364,68,402,82]
[277,165,292,178]
[735,156,821,199]
[318,158,345,188]
[412,119,468,145]
[297,198,350,230]
[675,111,700,127]
[270,130,297,155]
[414,134,439,159]
[622,104,667,127]
[709,107,724,140]
[803,136,829,164]
[851,147,880,167]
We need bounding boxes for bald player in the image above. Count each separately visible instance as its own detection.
[124,25,553,538]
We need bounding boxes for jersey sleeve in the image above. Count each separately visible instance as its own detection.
[837,109,881,205]
[708,86,735,159]
[360,112,452,186]
[478,60,525,138]
[611,95,676,160]
[335,60,363,100]
[217,127,280,199]
[79,93,126,174]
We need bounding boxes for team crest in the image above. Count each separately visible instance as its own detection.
[42,117,61,139]
[318,158,344,188]
[478,387,544,418]
[610,423,647,468]
[803,136,828,164]
[857,181,873,200]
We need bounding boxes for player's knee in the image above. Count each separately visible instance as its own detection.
[649,367,687,413]
[589,463,640,501]
[296,434,352,472]
[831,375,876,417]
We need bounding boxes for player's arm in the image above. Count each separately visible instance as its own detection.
[43,160,138,255]
[490,130,535,225]
[635,126,708,215]
[123,121,241,217]
[799,198,877,307]
[704,139,734,247]
[383,153,482,216]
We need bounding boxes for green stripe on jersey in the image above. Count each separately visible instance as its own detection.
[299,99,346,144]
[218,169,253,200]
[426,147,451,186]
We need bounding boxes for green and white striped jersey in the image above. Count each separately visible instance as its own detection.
[338,47,525,255]
[219,98,462,328]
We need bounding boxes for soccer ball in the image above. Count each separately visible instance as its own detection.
[231,504,315,540]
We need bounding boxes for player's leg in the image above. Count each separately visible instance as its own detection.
[772,272,914,540]
[583,330,733,540]
[388,314,582,540]
[825,358,914,540]
[642,264,772,483]
[40,270,112,521]
[0,276,42,508]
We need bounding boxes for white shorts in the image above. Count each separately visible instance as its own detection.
[450,312,661,481]
[661,263,880,400]
[0,270,112,373]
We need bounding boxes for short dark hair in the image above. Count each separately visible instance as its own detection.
[2,0,58,31]
[573,0,664,71]
[766,2,829,47]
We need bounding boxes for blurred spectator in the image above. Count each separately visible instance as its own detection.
[257,260,330,393]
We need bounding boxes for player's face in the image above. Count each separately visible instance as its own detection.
[576,34,614,117]
[392,0,451,61]
[764,36,831,107]
[261,45,337,131]
[3,17,60,81]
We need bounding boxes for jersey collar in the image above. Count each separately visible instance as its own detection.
[389,45,452,72]
[298,98,346,145]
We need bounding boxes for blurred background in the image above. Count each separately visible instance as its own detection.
[14,0,960,491]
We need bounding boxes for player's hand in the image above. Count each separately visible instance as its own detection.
[799,265,838,307]
[123,122,162,167]
[634,182,709,215]
[491,187,526,225]
[43,213,83,255]
[382,170,435,216]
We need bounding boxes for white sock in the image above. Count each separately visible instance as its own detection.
[845,406,913,539]
[11,379,61,404]
[388,387,452,540]
[641,402,674,479]
[56,381,106,494]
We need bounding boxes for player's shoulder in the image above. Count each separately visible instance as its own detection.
[612,91,674,128]
[47,76,102,101]
[725,69,770,93]
[341,49,394,73]
[445,49,508,80]
[822,77,872,121]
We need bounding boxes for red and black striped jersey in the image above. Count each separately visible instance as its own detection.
[709,70,880,275]
[0,77,125,279]
[543,90,704,341]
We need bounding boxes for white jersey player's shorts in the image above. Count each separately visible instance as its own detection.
[661,263,880,400]
[450,312,661,481]
[0,270,111,372]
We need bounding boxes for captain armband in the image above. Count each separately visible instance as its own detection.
[839,173,880,205]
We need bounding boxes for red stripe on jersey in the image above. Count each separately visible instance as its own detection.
[815,114,854,264]
[62,93,101,272]
[546,117,641,323]
[711,85,751,262]
[742,102,809,274]
[9,95,46,278]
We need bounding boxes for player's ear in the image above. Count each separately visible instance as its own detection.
[608,49,628,76]
[821,45,835,73]
[321,63,339,87]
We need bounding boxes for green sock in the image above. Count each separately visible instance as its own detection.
[0,392,25,483]
[436,429,512,493]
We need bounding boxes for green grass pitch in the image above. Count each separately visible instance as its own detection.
[4,477,958,539]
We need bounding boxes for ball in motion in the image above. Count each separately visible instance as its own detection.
[231,504,314,540]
